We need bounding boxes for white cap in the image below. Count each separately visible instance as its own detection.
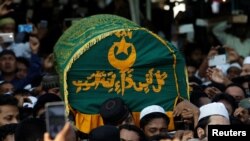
[243,56,250,64]
[140,105,165,120]
[228,62,241,70]
[23,96,37,108]
[198,102,229,121]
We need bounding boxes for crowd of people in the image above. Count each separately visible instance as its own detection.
[0,0,250,141]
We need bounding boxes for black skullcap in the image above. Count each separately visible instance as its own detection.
[100,97,130,126]
[89,125,120,141]
[0,50,16,58]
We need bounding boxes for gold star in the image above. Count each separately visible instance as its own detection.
[114,37,131,55]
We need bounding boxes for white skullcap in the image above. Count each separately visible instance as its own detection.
[228,62,241,70]
[140,105,165,120]
[23,96,37,108]
[198,102,229,121]
[243,56,250,64]
[229,63,241,69]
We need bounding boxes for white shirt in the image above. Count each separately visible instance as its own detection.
[213,21,250,57]
[0,42,31,58]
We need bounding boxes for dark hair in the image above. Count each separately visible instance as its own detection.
[13,89,31,96]
[89,125,120,141]
[0,123,18,141]
[225,83,247,98]
[16,57,30,68]
[0,50,16,58]
[212,93,238,113]
[206,82,226,92]
[190,92,210,107]
[0,95,18,107]
[194,116,210,138]
[230,115,243,125]
[15,118,46,141]
[188,76,202,86]
[140,112,170,129]
[147,133,172,141]
[0,82,14,95]
[33,93,62,118]
[119,124,147,141]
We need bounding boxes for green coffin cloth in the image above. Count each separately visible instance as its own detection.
[54,14,189,133]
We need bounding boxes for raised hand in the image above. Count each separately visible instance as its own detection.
[206,67,232,85]
[29,36,40,54]
[0,0,14,16]
[44,122,76,141]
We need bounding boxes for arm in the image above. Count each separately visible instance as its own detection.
[0,1,14,17]
[212,21,231,44]
[196,47,219,80]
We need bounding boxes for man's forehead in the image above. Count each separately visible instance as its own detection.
[242,64,250,69]
[0,105,18,112]
[0,54,15,58]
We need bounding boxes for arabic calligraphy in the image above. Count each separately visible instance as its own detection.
[72,31,167,95]
[72,68,168,95]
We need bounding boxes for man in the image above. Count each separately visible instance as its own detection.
[224,83,246,103]
[0,123,17,141]
[100,97,135,127]
[119,124,146,141]
[0,94,19,126]
[15,118,46,141]
[139,105,170,139]
[234,98,250,124]
[195,102,230,141]
[0,50,28,89]
[88,125,120,141]
[0,81,14,95]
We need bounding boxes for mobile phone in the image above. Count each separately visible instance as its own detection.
[208,54,227,67]
[0,33,14,43]
[45,101,66,139]
[18,24,33,33]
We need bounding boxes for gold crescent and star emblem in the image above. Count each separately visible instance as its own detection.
[108,37,136,71]
[108,35,136,95]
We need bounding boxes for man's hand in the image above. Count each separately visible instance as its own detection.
[234,107,250,124]
[204,86,222,99]
[43,53,54,71]
[0,0,14,16]
[173,100,199,127]
[44,122,76,141]
[206,67,232,86]
[29,36,40,54]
